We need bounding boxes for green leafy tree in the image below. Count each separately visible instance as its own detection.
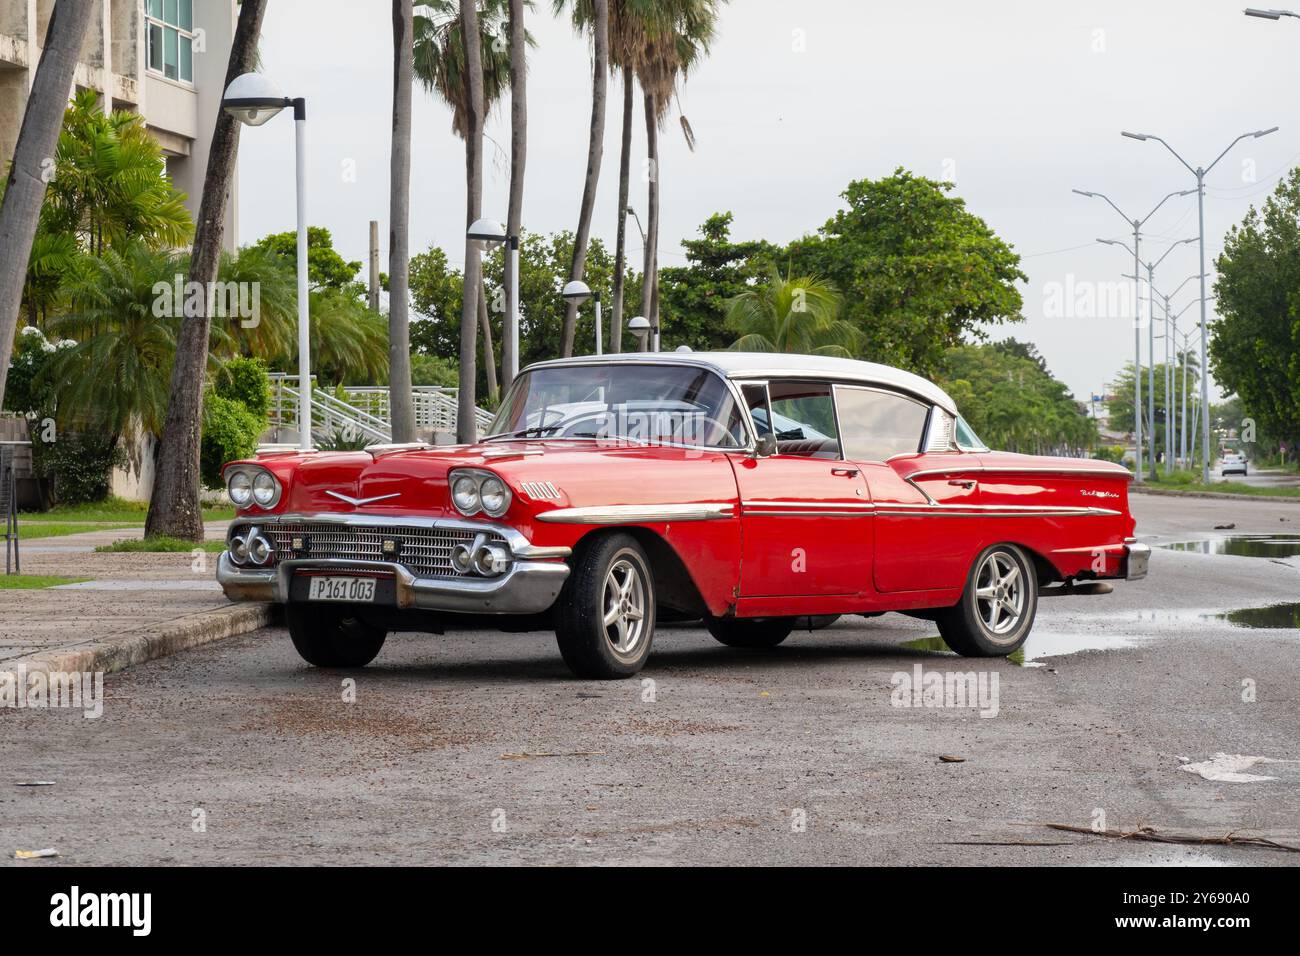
[659,212,778,351]
[1106,357,1200,452]
[786,169,1025,377]
[725,269,859,357]
[251,226,364,296]
[1210,167,1300,457]
[942,340,1096,454]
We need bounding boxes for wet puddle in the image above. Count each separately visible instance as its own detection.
[902,633,1146,666]
[1211,602,1300,629]
[1155,534,1300,558]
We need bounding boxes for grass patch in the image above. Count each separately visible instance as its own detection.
[1145,469,1300,498]
[0,574,91,589]
[94,537,228,553]
[20,496,234,523]
[18,522,139,539]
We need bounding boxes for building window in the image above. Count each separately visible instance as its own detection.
[146,0,194,84]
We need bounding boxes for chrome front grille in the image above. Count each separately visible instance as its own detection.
[260,521,506,578]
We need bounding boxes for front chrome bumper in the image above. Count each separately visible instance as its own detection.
[218,553,570,614]
[1124,541,1150,581]
[218,513,571,614]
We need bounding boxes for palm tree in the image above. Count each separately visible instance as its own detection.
[389,0,416,441]
[554,0,609,357]
[413,0,517,409]
[502,0,527,391]
[0,0,96,407]
[458,0,486,441]
[725,270,861,358]
[148,0,269,541]
[635,1,722,336]
[42,90,193,255]
[46,244,184,450]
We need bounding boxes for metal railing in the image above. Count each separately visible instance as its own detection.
[268,375,493,445]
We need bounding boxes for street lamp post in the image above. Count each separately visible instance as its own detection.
[222,73,311,449]
[1136,239,1196,475]
[627,315,651,351]
[1081,184,1193,481]
[1245,7,1300,20]
[466,218,514,388]
[562,280,602,355]
[1121,126,1278,480]
[1151,272,1201,471]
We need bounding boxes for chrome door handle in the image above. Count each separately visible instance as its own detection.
[948,479,976,489]
[832,467,859,477]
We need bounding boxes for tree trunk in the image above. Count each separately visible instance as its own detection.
[640,88,660,349]
[145,0,268,540]
[456,0,485,444]
[478,277,498,400]
[559,0,608,358]
[0,0,95,406]
[502,0,527,391]
[610,69,633,355]
[387,0,415,443]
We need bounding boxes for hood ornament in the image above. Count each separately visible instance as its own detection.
[325,490,401,507]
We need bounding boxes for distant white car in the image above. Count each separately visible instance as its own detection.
[1221,453,1248,476]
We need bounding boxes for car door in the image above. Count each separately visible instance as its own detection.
[833,386,976,593]
[729,380,872,597]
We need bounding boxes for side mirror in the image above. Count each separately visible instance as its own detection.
[754,433,777,457]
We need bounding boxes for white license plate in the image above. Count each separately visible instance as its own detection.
[307,576,377,603]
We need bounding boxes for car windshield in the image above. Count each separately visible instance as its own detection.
[487,363,747,448]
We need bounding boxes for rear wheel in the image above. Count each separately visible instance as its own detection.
[555,534,656,678]
[935,544,1037,657]
[287,603,387,668]
[707,616,794,648]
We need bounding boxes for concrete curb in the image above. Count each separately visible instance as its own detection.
[1130,486,1300,503]
[5,602,275,676]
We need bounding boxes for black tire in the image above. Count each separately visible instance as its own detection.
[555,533,656,678]
[707,616,794,648]
[935,543,1038,657]
[287,603,387,668]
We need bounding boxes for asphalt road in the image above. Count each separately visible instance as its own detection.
[4,494,1299,866]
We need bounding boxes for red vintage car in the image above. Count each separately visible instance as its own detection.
[218,353,1147,678]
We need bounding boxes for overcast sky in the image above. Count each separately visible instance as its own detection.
[236,0,1299,401]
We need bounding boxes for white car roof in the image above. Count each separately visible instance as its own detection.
[525,351,959,415]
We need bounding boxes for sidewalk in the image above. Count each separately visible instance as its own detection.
[1,522,271,675]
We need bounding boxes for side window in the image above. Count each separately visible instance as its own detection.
[741,383,772,439]
[766,381,840,458]
[834,386,929,461]
[954,415,989,452]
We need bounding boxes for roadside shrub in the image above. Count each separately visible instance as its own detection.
[214,355,271,421]
[200,393,262,490]
[410,354,459,388]
[32,430,126,505]
[1092,444,1126,464]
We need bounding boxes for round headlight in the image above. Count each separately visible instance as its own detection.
[230,534,249,563]
[451,475,480,514]
[228,471,253,507]
[249,535,271,565]
[479,476,510,516]
[252,470,277,506]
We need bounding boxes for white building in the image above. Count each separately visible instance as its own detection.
[0,0,239,251]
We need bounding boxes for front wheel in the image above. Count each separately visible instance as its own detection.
[707,617,794,648]
[287,603,387,667]
[555,533,656,678]
[935,544,1038,657]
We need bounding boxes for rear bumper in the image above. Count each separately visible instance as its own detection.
[217,552,570,615]
[1123,540,1150,581]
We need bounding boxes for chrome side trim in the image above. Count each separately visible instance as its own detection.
[744,510,875,517]
[536,503,734,524]
[906,464,1133,481]
[481,446,545,459]
[741,500,875,511]
[875,506,1122,518]
[227,512,571,560]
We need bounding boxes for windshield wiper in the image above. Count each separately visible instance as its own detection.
[483,425,562,441]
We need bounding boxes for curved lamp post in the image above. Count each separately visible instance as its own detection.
[1120,126,1278,481]
[562,280,601,355]
[1079,186,1194,481]
[222,73,311,449]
